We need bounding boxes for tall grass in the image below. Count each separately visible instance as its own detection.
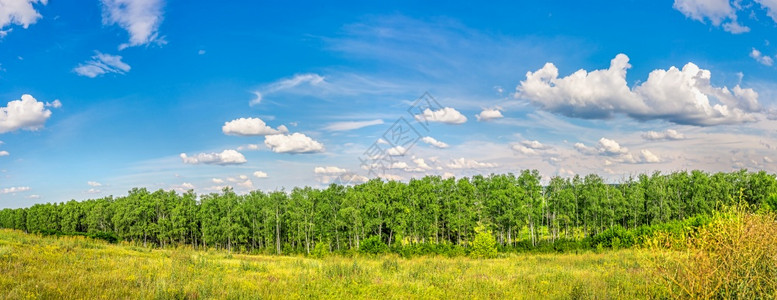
[0,229,662,299]
[648,208,777,299]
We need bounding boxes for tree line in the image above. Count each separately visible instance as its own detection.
[1,169,775,254]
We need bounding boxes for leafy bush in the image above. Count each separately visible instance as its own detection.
[311,242,329,258]
[470,224,497,259]
[359,236,388,255]
[588,225,635,249]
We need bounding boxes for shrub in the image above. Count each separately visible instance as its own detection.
[311,242,329,258]
[588,225,634,249]
[359,236,388,255]
[651,211,777,298]
[470,224,497,259]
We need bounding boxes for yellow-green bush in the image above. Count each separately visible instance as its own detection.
[650,211,777,298]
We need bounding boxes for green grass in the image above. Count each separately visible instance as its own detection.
[0,229,666,299]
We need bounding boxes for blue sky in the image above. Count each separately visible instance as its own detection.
[2,0,777,208]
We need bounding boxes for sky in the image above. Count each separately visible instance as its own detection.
[1,0,777,208]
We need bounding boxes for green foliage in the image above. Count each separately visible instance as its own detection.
[470,225,497,259]
[359,236,388,255]
[588,226,635,249]
[763,193,777,212]
[0,169,775,256]
[311,242,329,258]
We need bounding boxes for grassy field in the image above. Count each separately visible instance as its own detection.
[0,229,667,299]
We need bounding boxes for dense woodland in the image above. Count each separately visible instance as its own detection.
[1,170,776,254]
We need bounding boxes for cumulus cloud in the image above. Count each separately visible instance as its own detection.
[673,0,749,33]
[323,119,384,131]
[640,149,662,163]
[446,158,497,169]
[87,181,102,187]
[576,138,662,164]
[237,144,260,151]
[1,94,55,133]
[1,186,30,194]
[475,108,503,121]
[0,0,47,36]
[573,142,597,155]
[598,138,629,156]
[750,48,774,66]
[516,54,761,126]
[521,140,550,150]
[413,157,432,170]
[0,151,8,157]
[414,107,467,124]
[386,145,407,156]
[212,178,224,184]
[222,117,288,136]
[264,133,324,153]
[421,136,449,148]
[101,0,166,49]
[180,149,247,165]
[73,52,131,78]
[253,171,268,178]
[642,129,686,140]
[511,144,537,155]
[250,73,325,106]
[314,166,346,174]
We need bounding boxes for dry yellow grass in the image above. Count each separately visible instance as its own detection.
[0,229,664,299]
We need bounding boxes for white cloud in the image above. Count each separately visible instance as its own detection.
[386,145,407,156]
[0,0,47,36]
[642,129,686,140]
[212,178,224,184]
[1,186,30,194]
[250,73,325,106]
[573,142,597,155]
[673,0,749,33]
[73,52,131,78]
[253,171,268,178]
[598,138,629,156]
[87,181,102,187]
[237,144,260,151]
[0,151,8,157]
[198,49,206,55]
[413,157,432,170]
[421,136,449,148]
[180,149,247,165]
[237,179,253,189]
[750,48,774,66]
[26,194,40,199]
[511,144,537,155]
[376,138,389,144]
[323,119,384,131]
[86,188,101,194]
[389,162,409,169]
[45,99,61,108]
[640,149,662,163]
[222,117,288,136]
[516,54,761,126]
[521,140,550,150]
[446,157,497,169]
[264,133,324,153]
[765,156,774,163]
[314,166,347,174]
[101,0,165,49]
[475,108,504,121]
[181,182,194,189]
[0,94,53,133]
[756,0,777,22]
[414,107,467,124]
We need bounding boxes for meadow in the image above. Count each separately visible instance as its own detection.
[0,228,664,299]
